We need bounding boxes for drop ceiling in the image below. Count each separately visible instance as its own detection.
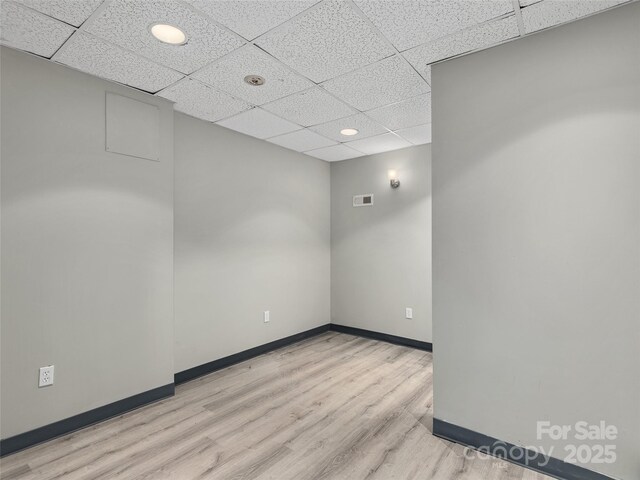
[0,0,633,161]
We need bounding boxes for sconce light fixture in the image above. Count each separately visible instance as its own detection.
[388,169,400,188]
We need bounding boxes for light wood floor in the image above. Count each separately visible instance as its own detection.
[1,332,553,480]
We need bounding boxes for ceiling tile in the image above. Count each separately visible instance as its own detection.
[322,56,430,111]
[192,44,313,105]
[346,132,412,156]
[12,0,102,27]
[305,144,363,162]
[262,87,356,127]
[186,0,318,41]
[255,0,395,83]
[403,15,519,75]
[216,108,302,139]
[353,0,514,52]
[365,93,431,131]
[395,124,432,145]
[521,0,630,34]
[309,113,388,143]
[158,78,251,122]
[0,1,75,57]
[267,128,336,151]
[84,0,244,74]
[55,32,183,93]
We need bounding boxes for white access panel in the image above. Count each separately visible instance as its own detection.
[105,92,160,161]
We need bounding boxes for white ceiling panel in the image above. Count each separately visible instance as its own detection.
[4,0,631,161]
[353,0,514,52]
[346,132,412,156]
[403,15,519,75]
[322,55,430,111]
[217,107,302,139]
[0,1,75,57]
[192,44,313,105]
[395,124,432,145]
[55,32,183,93]
[84,0,244,74]
[158,78,251,122]
[255,0,395,83]
[262,87,356,127]
[365,93,431,131]
[187,0,318,41]
[521,0,630,33]
[309,113,388,142]
[12,0,103,27]
[305,143,363,162]
[267,128,336,151]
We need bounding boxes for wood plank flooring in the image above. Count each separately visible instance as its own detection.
[0,333,553,480]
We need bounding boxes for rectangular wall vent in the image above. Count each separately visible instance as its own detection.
[353,194,374,207]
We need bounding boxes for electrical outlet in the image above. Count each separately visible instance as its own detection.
[263,310,270,323]
[39,365,54,387]
[405,307,413,319]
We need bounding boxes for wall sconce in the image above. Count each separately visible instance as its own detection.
[388,169,400,188]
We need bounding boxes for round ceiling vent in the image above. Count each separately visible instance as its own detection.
[244,75,266,86]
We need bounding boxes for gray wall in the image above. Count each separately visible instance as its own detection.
[173,113,330,373]
[432,4,640,479]
[1,48,175,438]
[331,145,432,343]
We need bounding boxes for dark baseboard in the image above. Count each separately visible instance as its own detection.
[1,324,426,457]
[329,324,432,351]
[174,324,331,385]
[433,418,615,480]
[175,323,429,386]
[0,383,174,457]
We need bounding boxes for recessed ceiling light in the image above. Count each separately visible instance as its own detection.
[244,75,266,86]
[340,128,359,136]
[150,23,187,45]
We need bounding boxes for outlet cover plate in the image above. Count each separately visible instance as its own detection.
[39,365,54,387]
